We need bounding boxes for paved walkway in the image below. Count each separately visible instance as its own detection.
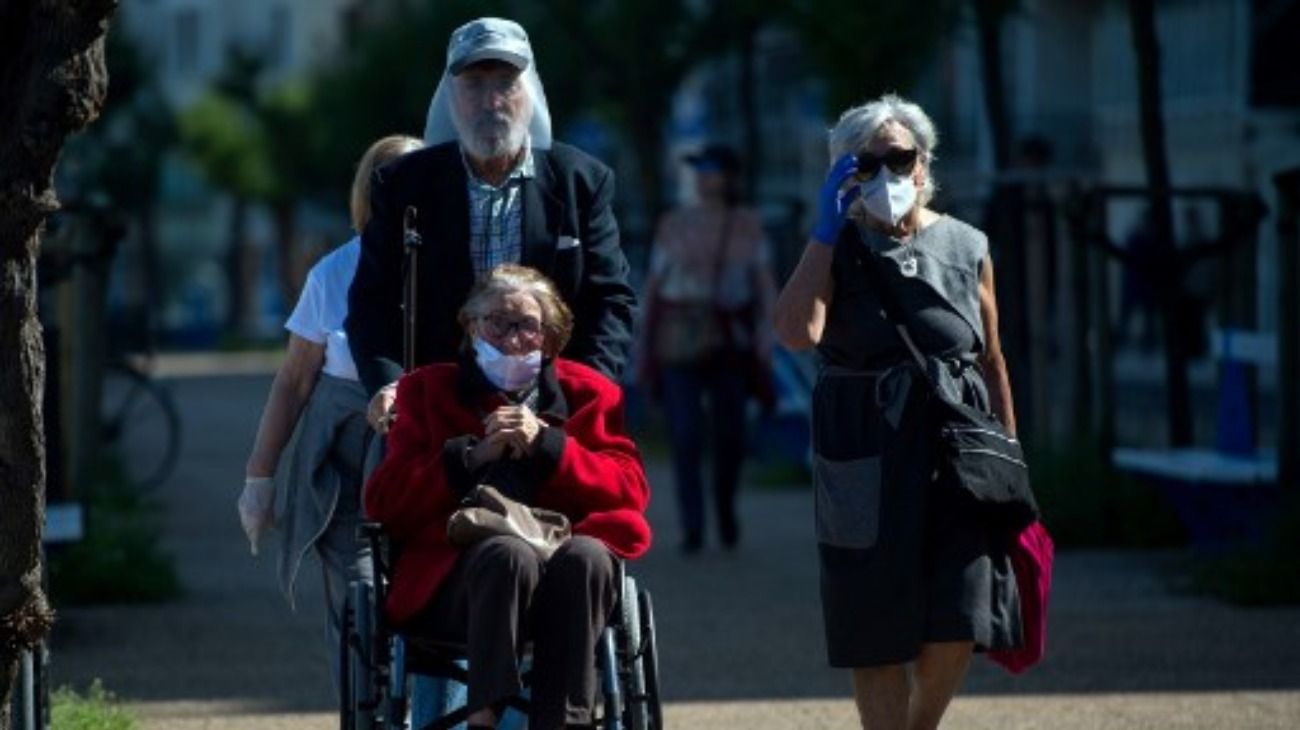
[53,371,1300,729]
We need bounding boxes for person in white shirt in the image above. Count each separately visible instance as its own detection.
[238,134,422,686]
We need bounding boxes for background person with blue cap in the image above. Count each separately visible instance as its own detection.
[637,142,777,554]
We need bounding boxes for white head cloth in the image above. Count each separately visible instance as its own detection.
[423,17,553,151]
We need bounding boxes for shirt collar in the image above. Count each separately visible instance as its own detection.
[460,143,535,189]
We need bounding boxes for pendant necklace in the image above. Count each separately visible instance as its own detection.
[899,240,919,277]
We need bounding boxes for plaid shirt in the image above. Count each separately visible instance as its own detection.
[464,147,535,279]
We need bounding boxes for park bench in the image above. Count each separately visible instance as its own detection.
[1112,328,1280,548]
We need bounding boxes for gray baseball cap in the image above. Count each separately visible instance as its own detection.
[446,17,533,75]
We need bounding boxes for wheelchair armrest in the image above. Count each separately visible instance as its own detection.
[357,521,387,541]
[356,522,392,586]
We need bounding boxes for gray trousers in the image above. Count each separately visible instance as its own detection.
[407,535,617,730]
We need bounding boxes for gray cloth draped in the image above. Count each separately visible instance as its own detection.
[275,373,373,608]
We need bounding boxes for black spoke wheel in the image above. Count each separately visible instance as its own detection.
[99,361,181,491]
[339,594,354,730]
[639,590,663,730]
[620,577,649,730]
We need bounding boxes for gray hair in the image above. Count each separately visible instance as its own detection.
[458,264,573,356]
[828,93,940,205]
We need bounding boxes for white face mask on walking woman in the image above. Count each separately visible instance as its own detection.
[860,169,918,226]
[474,338,542,391]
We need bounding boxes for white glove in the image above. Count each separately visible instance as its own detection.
[238,476,276,556]
[368,382,399,433]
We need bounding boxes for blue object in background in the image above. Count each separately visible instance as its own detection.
[750,346,814,471]
[410,663,527,729]
[1215,332,1255,456]
[165,280,220,349]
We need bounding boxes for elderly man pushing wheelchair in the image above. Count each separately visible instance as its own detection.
[346,16,637,429]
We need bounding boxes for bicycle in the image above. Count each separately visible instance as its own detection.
[98,354,182,492]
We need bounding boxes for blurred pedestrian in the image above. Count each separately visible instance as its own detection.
[238,134,423,688]
[773,93,1022,730]
[638,143,777,553]
[346,17,636,433]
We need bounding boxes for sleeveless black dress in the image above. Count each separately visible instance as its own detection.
[813,215,1021,667]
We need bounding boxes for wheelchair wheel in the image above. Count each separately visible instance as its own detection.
[638,590,663,730]
[619,577,651,730]
[340,593,355,730]
[346,581,378,730]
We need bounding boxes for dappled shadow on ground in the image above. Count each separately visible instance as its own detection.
[50,375,1300,718]
[635,492,1300,702]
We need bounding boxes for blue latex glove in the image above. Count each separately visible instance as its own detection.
[811,154,863,245]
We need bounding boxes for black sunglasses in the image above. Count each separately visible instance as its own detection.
[856,148,919,178]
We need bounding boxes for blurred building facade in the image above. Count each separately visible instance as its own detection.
[119,0,360,108]
[674,0,1297,448]
[677,1,1297,325]
[114,0,366,342]
[104,0,1296,364]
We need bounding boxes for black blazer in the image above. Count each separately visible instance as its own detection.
[345,141,636,396]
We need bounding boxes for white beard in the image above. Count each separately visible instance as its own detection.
[458,111,529,161]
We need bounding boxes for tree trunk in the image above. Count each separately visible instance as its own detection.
[738,20,762,203]
[0,1,116,725]
[631,113,668,245]
[272,202,300,314]
[138,199,163,350]
[974,0,1012,171]
[223,196,250,335]
[1128,0,1192,446]
[1275,168,1300,490]
[974,1,1038,438]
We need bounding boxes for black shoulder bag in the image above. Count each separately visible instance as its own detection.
[856,235,1038,536]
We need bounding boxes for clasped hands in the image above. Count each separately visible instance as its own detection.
[465,404,545,470]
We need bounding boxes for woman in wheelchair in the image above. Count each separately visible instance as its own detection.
[364,264,652,730]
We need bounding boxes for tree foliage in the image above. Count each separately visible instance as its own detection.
[299,0,966,227]
[179,93,275,200]
[780,0,964,114]
[62,25,175,211]
[308,0,512,195]
[523,0,714,220]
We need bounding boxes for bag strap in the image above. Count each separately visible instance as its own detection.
[710,208,735,299]
[711,209,752,352]
[853,227,939,393]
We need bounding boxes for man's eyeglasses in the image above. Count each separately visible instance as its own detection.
[856,148,919,179]
[456,73,524,99]
[480,313,544,343]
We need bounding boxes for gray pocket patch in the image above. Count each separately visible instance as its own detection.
[813,456,882,549]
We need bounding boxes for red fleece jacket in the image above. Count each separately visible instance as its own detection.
[363,359,652,625]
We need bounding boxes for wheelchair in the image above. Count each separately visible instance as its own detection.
[340,523,663,730]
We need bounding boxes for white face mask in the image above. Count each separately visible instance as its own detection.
[473,337,542,391]
[861,169,918,226]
